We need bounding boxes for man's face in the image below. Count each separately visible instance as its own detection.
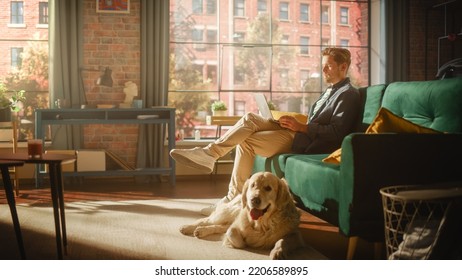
[322,55,347,85]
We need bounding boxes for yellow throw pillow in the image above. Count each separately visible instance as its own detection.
[322,148,342,164]
[364,107,442,134]
[322,107,442,164]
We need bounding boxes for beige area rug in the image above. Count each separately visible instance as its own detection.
[0,198,326,260]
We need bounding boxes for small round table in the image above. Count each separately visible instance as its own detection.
[0,160,25,259]
[0,153,76,259]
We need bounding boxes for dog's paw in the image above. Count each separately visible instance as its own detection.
[179,224,196,236]
[193,226,210,238]
[270,239,287,260]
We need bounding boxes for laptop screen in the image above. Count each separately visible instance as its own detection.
[254,93,273,120]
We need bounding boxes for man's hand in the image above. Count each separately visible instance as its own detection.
[278,115,307,133]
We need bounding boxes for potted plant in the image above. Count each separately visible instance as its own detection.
[0,82,26,122]
[267,100,277,110]
[211,100,227,116]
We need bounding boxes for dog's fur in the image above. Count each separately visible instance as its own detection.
[180,172,305,259]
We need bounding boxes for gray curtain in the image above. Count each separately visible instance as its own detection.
[384,0,409,82]
[137,0,170,178]
[49,0,84,149]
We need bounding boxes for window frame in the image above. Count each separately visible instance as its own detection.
[279,2,289,21]
[11,47,23,69]
[234,0,245,17]
[39,2,49,25]
[340,7,349,25]
[300,3,310,22]
[11,1,25,25]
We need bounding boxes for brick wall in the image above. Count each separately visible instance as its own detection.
[408,0,462,81]
[81,0,141,166]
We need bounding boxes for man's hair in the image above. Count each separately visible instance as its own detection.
[322,47,351,68]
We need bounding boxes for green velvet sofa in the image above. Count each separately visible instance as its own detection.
[252,77,462,258]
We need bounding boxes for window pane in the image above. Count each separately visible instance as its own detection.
[169,43,218,91]
[220,45,271,91]
[300,36,309,55]
[234,0,245,17]
[257,0,267,13]
[169,0,370,137]
[279,2,289,20]
[206,0,216,14]
[340,7,349,24]
[192,0,203,14]
[11,1,24,24]
[300,4,309,22]
[11,47,23,69]
[39,2,49,24]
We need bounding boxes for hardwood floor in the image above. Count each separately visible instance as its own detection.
[0,175,380,259]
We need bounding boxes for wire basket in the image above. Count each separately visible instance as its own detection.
[380,184,462,260]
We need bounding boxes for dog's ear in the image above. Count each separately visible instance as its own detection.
[276,177,291,207]
[241,178,250,209]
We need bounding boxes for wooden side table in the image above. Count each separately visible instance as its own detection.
[0,160,25,259]
[206,115,241,138]
[0,153,76,259]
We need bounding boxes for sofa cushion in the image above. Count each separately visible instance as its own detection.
[382,78,462,132]
[323,107,443,164]
[285,154,340,222]
[358,84,387,130]
[365,107,443,134]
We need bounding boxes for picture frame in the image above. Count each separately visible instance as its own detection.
[96,0,130,14]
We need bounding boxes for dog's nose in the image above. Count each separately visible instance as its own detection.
[251,197,261,206]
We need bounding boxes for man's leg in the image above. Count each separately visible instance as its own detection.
[226,129,295,199]
[201,127,295,216]
[170,113,280,173]
[205,112,282,158]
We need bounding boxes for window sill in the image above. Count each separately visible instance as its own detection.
[7,23,26,28]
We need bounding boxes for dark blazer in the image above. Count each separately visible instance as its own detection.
[291,78,360,154]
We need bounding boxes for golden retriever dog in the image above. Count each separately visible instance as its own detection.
[180,171,305,259]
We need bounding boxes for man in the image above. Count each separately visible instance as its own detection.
[170,47,360,215]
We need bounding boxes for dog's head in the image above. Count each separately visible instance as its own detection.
[241,172,292,221]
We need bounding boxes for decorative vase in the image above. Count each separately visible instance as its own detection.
[212,110,227,116]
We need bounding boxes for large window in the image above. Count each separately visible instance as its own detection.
[169,0,370,138]
[1,1,49,141]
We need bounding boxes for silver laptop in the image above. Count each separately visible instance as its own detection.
[254,93,277,121]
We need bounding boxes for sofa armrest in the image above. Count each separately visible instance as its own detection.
[337,133,462,240]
